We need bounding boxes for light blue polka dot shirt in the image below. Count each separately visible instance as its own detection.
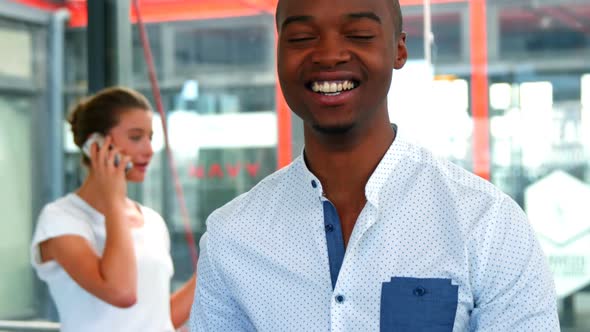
[190,138,559,332]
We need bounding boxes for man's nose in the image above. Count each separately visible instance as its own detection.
[311,35,351,68]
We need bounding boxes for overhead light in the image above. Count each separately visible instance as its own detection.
[540,16,553,29]
[490,83,512,110]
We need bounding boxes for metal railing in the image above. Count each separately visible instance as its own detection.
[0,320,60,332]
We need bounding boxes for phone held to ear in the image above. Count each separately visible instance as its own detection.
[82,133,133,173]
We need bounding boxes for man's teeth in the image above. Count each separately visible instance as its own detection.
[311,81,357,93]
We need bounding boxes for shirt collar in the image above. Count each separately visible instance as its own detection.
[296,149,326,200]
[296,134,406,208]
[364,138,405,207]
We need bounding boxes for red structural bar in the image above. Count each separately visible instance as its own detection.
[469,0,490,180]
[276,68,292,169]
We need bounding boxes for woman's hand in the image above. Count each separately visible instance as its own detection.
[170,272,198,328]
[89,136,131,206]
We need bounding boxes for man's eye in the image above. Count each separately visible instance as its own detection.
[130,136,142,141]
[348,35,375,40]
[288,36,316,43]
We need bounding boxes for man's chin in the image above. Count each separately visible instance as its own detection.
[312,123,355,135]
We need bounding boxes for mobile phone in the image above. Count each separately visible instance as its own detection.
[82,133,133,172]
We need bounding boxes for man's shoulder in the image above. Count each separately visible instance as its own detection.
[400,140,503,201]
[395,141,528,246]
[400,141,528,231]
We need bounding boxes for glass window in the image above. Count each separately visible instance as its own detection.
[499,3,590,59]
[0,26,32,80]
[403,8,463,63]
[0,95,35,319]
[489,0,590,322]
[0,13,52,326]
[174,23,272,72]
[64,29,87,88]
[392,4,472,170]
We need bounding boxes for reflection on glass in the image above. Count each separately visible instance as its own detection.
[0,96,34,319]
[582,74,590,109]
[499,4,590,58]
[520,81,553,172]
[582,75,590,152]
[490,83,512,110]
[389,61,471,166]
[0,28,32,79]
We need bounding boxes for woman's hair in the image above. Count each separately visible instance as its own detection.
[68,87,151,163]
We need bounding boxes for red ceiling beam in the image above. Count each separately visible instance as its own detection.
[13,0,468,28]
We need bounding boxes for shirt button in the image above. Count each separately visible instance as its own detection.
[311,180,317,188]
[413,286,426,297]
[325,224,334,232]
[335,295,345,303]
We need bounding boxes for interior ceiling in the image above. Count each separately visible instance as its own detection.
[401,4,590,35]
[16,0,590,35]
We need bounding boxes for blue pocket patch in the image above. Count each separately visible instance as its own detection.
[380,277,458,332]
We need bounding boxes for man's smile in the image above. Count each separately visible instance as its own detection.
[307,80,360,96]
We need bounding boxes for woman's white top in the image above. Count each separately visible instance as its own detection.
[31,193,175,332]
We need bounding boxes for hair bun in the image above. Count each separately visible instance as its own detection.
[67,98,87,147]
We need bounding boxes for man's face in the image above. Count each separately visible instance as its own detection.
[276,0,407,135]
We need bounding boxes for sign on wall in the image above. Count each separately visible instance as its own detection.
[526,170,590,298]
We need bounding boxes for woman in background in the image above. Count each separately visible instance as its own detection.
[31,87,196,331]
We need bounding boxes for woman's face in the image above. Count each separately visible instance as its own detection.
[108,108,154,182]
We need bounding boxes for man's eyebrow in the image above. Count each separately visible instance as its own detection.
[346,12,382,24]
[280,15,313,30]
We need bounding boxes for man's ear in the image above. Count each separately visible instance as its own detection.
[394,32,408,70]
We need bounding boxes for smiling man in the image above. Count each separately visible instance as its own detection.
[189,0,559,331]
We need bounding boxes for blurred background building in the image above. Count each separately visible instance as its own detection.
[1,0,589,330]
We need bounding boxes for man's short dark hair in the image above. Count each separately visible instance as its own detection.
[276,0,404,36]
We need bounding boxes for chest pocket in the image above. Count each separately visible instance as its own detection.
[380,277,458,332]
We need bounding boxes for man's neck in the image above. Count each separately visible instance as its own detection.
[304,120,395,248]
[303,121,395,204]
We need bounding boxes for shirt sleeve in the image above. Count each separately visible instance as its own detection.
[189,228,255,331]
[468,195,560,331]
[30,204,95,281]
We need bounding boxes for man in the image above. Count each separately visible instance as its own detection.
[190,0,559,330]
